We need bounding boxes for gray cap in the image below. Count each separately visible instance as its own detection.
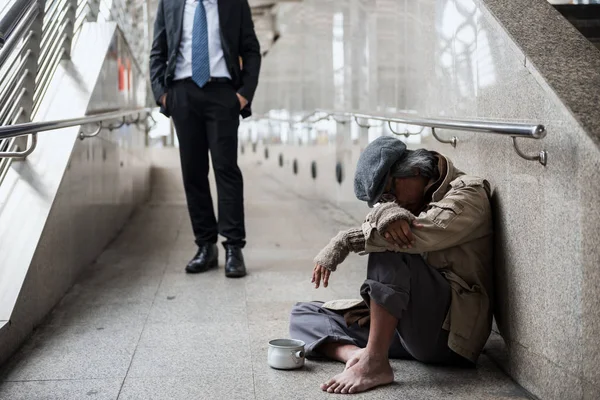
[353,136,407,207]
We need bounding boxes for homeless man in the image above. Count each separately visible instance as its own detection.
[289,136,494,394]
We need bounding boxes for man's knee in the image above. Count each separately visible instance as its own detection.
[366,251,423,286]
[290,302,322,325]
[289,302,332,346]
[291,301,322,314]
[361,253,424,319]
[212,161,241,181]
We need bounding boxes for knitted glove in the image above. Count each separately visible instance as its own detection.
[368,202,415,235]
[313,228,365,271]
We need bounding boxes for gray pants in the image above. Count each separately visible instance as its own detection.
[290,252,471,366]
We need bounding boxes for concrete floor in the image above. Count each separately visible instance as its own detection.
[0,149,531,399]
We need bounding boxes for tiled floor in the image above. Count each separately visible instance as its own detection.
[0,150,532,399]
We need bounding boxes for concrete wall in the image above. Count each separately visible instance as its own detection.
[245,0,600,399]
[0,24,151,365]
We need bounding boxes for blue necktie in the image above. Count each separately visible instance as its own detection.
[192,0,210,88]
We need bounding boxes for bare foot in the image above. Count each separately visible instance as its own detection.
[321,352,394,394]
[319,343,364,364]
[344,348,364,370]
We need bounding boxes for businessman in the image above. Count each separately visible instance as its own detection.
[149,0,261,278]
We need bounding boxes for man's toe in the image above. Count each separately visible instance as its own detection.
[337,383,350,394]
[327,382,339,393]
[321,379,334,390]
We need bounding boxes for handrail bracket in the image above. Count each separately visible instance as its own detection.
[431,127,458,148]
[79,121,102,140]
[0,133,38,158]
[512,137,547,166]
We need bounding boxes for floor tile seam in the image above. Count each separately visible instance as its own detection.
[115,251,170,399]
[170,214,192,252]
[41,322,147,329]
[244,283,258,400]
[115,372,247,380]
[1,376,124,383]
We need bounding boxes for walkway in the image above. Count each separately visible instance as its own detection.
[0,149,531,399]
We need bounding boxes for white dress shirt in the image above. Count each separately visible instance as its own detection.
[174,0,231,81]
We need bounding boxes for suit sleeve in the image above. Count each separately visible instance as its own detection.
[237,0,261,102]
[149,0,168,105]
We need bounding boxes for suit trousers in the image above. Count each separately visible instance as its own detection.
[168,79,245,248]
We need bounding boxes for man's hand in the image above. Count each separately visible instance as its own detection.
[236,93,248,110]
[312,264,331,289]
[383,219,423,248]
[160,93,167,108]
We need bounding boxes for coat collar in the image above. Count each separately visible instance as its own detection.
[431,153,463,202]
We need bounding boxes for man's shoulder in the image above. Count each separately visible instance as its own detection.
[438,175,493,212]
[449,175,491,195]
[431,175,492,219]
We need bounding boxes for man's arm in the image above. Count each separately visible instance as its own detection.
[313,228,365,271]
[312,182,490,271]
[365,184,490,254]
[149,0,168,105]
[237,0,261,103]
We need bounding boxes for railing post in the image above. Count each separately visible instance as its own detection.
[11,0,46,125]
[63,0,77,59]
[14,0,44,155]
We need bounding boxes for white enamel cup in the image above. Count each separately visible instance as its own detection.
[267,339,306,370]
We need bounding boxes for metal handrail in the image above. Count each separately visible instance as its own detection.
[32,47,65,115]
[0,79,27,124]
[0,0,154,186]
[0,107,154,141]
[310,110,546,139]
[0,1,38,66]
[0,0,36,43]
[251,109,548,165]
[0,56,29,102]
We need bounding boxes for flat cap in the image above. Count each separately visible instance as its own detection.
[354,136,407,207]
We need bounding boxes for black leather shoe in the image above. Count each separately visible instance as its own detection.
[185,243,218,273]
[225,246,246,278]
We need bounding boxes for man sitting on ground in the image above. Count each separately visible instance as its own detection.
[290,136,494,394]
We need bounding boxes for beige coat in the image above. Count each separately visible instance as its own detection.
[315,154,494,363]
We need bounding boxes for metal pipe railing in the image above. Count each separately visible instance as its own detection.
[0,0,154,189]
[0,0,36,43]
[0,1,38,67]
[250,109,548,165]
[335,111,545,139]
[0,107,155,141]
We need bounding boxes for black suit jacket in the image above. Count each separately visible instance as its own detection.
[149,0,261,118]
